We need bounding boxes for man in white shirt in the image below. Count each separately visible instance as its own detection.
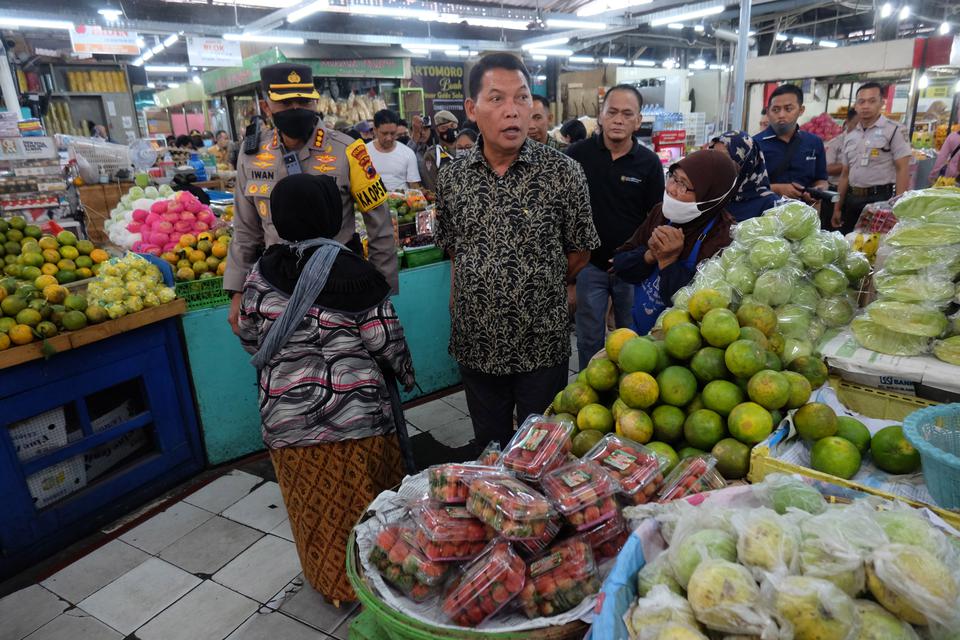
[367,109,421,192]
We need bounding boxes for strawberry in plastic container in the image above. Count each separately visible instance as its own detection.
[657,455,727,503]
[466,474,555,540]
[442,540,526,626]
[582,434,669,505]
[500,415,574,483]
[368,524,449,602]
[426,463,497,504]
[514,516,562,558]
[476,441,502,466]
[540,460,620,531]
[412,501,494,562]
[582,513,630,562]
[518,537,602,619]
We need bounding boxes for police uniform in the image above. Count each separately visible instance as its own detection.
[838,114,912,233]
[223,63,398,293]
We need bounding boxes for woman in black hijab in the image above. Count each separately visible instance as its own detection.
[237,173,415,606]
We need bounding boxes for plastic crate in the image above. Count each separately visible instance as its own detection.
[404,246,444,269]
[26,455,87,510]
[174,276,231,311]
[8,407,68,462]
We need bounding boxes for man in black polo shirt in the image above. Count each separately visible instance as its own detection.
[567,85,664,367]
[754,84,828,207]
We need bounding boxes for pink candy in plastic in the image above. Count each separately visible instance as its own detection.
[157,221,174,234]
[162,212,179,223]
[150,200,168,214]
[168,204,183,214]
[197,211,215,225]
[126,222,143,233]
[132,209,149,223]
[174,220,193,233]
[145,212,161,227]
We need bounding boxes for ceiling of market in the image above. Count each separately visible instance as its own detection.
[1,0,958,83]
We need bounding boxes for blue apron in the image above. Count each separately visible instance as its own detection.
[631,216,717,335]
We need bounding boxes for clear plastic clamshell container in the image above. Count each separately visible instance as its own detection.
[426,463,497,504]
[540,460,620,531]
[518,536,602,619]
[500,415,574,483]
[583,434,669,504]
[657,455,727,503]
[441,540,526,627]
[368,523,449,602]
[412,501,493,562]
[465,473,555,540]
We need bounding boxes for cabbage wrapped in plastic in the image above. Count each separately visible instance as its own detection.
[748,237,792,271]
[765,201,819,241]
[626,585,699,637]
[851,316,930,356]
[872,271,954,305]
[817,296,855,328]
[883,245,960,275]
[753,268,798,307]
[789,280,820,311]
[812,265,848,296]
[731,215,783,245]
[891,188,960,220]
[733,508,800,578]
[686,560,777,636]
[769,575,861,640]
[842,251,871,282]
[865,301,948,338]
[637,553,684,597]
[866,543,960,626]
[724,259,757,295]
[885,221,960,247]
[756,473,826,515]
[798,231,845,270]
[933,336,960,365]
[920,208,960,226]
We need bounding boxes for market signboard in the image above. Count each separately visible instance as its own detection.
[201,49,288,95]
[69,25,140,56]
[410,61,466,123]
[187,37,243,68]
[304,58,409,79]
[0,137,58,161]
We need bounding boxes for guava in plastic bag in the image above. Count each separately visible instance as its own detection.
[667,527,738,589]
[672,286,694,310]
[748,237,792,271]
[637,553,684,597]
[817,296,855,328]
[753,268,797,307]
[872,271,954,305]
[733,508,800,578]
[866,543,960,627]
[732,215,784,245]
[799,505,884,598]
[933,336,960,365]
[884,221,960,247]
[720,243,749,269]
[630,622,709,640]
[791,280,821,311]
[686,560,778,636]
[882,245,960,275]
[725,260,757,295]
[812,265,848,296]
[872,508,958,565]
[782,338,813,364]
[776,304,812,340]
[755,474,826,515]
[768,575,861,640]
[626,584,699,637]
[851,316,931,356]
[865,301,947,338]
[798,231,845,270]
[842,251,871,282]
[853,600,920,640]
[766,201,820,241]
[806,316,826,345]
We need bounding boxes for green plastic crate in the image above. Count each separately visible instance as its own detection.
[404,246,444,269]
[174,276,231,311]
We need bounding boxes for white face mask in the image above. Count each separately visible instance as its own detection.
[661,173,739,224]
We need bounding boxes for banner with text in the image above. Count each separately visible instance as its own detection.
[70,25,140,56]
[187,37,243,68]
[410,61,465,123]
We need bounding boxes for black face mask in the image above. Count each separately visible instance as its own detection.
[397,135,410,145]
[440,128,457,143]
[272,108,318,142]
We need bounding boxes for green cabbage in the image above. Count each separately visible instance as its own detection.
[749,237,792,271]
[807,316,826,344]
[817,296,855,328]
[783,337,813,363]
[865,301,948,338]
[873,271,955,305]
[792,281,821,310]
[719,244,749,268]
[884,222,960,247]
[766,201,820,241]
[851,316,930,356]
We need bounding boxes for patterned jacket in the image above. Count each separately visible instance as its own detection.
[238,265,415,448]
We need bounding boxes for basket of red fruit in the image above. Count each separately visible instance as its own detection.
[426,463,497,503]
[581,513,630,563]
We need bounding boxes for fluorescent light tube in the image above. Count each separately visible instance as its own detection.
[145,65,189,73]
[568,55,595,63]
[546,19,606,29]
[223,33,305,44]
[602,57,626,64]
[649,4,724,27]
[522,37,569,49]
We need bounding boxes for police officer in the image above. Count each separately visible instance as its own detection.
[832,82,912,234]
[225,63,398,334]
[754,84,828,204]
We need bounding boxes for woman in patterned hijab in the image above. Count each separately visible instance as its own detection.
[708,131,779,221]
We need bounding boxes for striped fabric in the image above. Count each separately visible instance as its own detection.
[238,265,415,448]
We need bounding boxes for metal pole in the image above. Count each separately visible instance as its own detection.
[731,0,752,130]
[0,42,22,120]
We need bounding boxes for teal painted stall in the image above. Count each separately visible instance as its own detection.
[181,260,459,465]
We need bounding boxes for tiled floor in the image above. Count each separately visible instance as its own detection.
[1,337,583,640]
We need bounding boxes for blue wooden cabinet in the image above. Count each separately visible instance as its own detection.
[0,317,204,579]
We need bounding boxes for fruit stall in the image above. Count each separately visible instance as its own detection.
[0,230,204,577]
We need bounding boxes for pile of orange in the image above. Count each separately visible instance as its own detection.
[161,228,232,282]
